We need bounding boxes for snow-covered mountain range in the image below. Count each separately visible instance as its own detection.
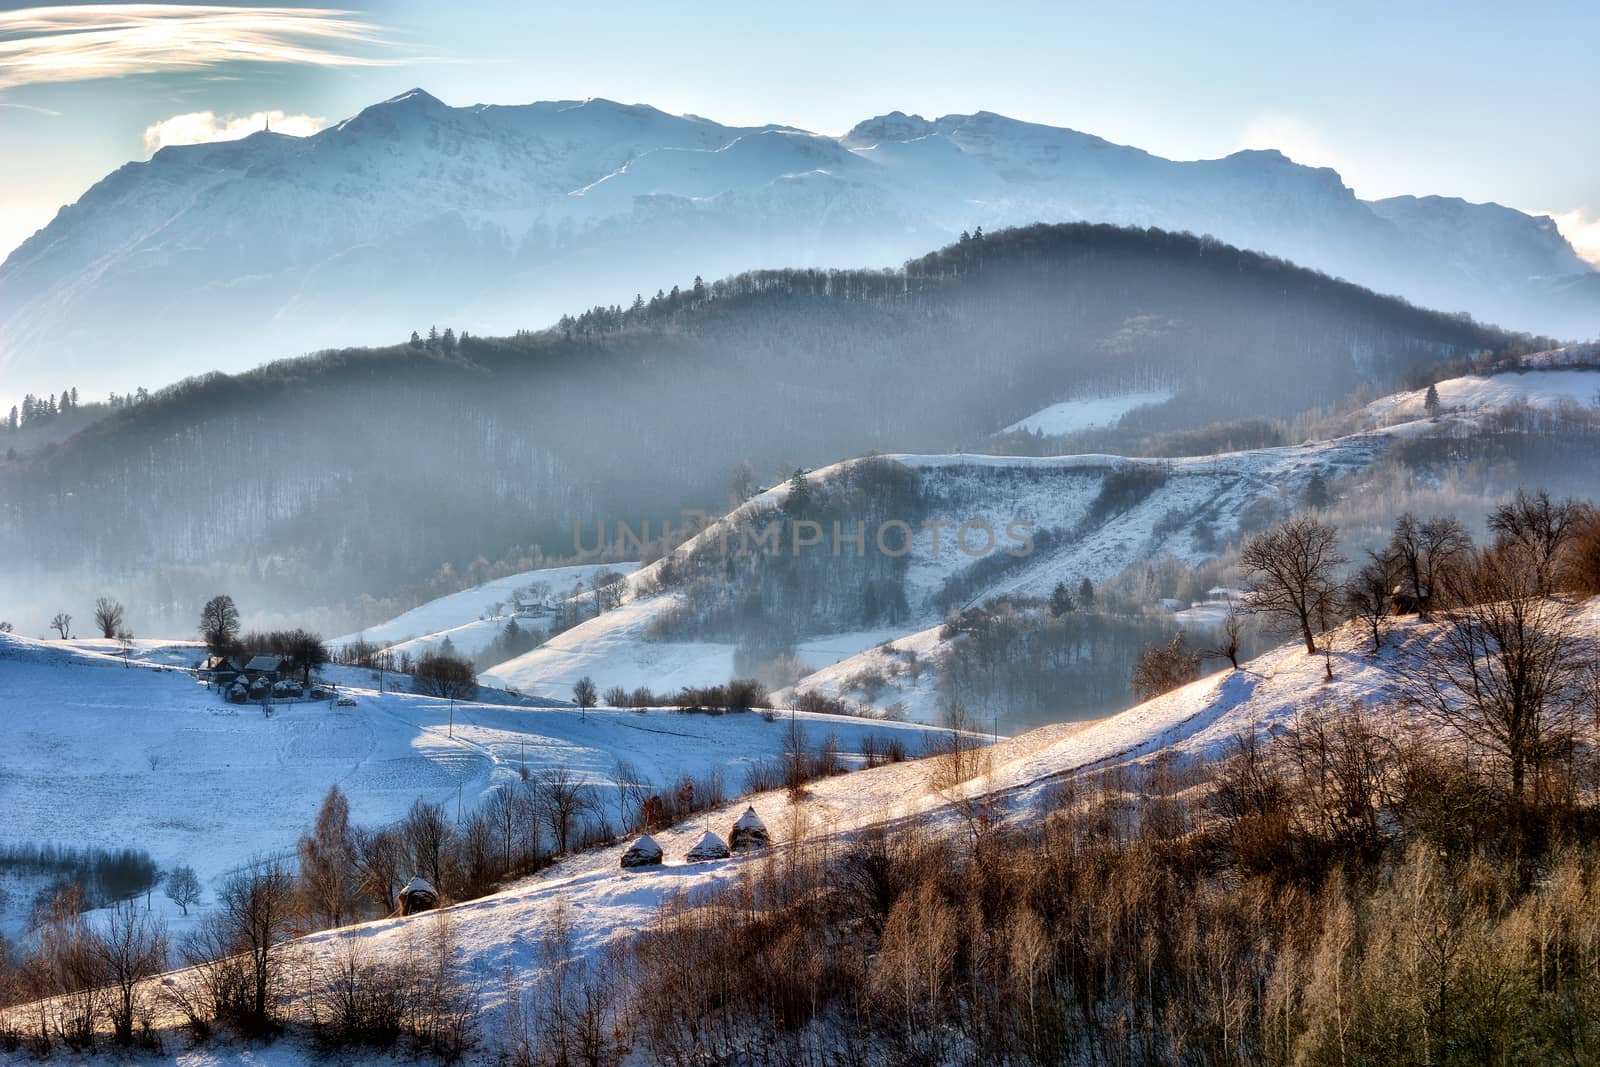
[3,88,1594,402]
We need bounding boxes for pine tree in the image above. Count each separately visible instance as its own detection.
[409,330,422,349]
[1424,382,1442,419]
[784,468,813,517]
[1050,580,1075,616]
[1303,471,1330,510]
[5,406,16,432]
[1078,577,1095,609]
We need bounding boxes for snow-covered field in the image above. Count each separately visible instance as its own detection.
[1001,389,1174,435]
[1367,366,1600,420]
[0,632,938,942]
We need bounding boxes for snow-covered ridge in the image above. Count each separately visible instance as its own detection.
[1367,364,1600,420]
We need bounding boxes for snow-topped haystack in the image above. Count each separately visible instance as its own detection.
[620,834,664,868]
[398,876,439,915]
[728,805,771,852]
[685,830,731,863]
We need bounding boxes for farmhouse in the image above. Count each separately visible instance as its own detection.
[242,654,287,681]
[198,654,245,687]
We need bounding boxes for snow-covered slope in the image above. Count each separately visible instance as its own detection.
[331,562,638,662]
[165,605,1585,1065]
[484,429,1393,714]
[4,91,1593,402]
[1002,389,1175,435]
[0,631,938,939]
[1367,365,1600,420]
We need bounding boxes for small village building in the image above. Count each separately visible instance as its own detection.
[728,805,771,852]
[199,654,245,687]
[685,830,731,863]
[620,834,664,868]
[398,876,439,915]
[242,654,286,682]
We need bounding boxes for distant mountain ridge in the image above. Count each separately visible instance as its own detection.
[0,87,1592,402]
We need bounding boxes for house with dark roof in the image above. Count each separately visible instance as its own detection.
[242,654,286,681]
[199,654,246,687]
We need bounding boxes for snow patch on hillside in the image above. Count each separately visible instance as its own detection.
[1002,390,1174,435]
[332,562,638,660]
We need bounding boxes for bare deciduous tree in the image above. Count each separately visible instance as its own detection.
[1385,512,1472,617]
[1407,548,1592,806]
[412,651,478,701]
[50,612,72,639]
[1240,515,1346,655]
[93,596,124,639]
[729,461,756,507]
[402,800,454,892]
[165,863,202,915]
[95,900,168,1045]
[352,825,405,915]
[1488,488,1584,595]
[573,676,598,715]
[1343,553,1399,654]
[592,572,627,613]
[536,765,594,854]
[199,594,239,653]
[612,758,653,834]
[297,785,358,928]
[1132,630,1202,700]
[217,858,297,1029]
[1204,601,1246,670]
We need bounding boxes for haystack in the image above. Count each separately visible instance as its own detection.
[620,834,664,868]
[397,876,438,915]
[685,830,731,863]
[728,805,771,852]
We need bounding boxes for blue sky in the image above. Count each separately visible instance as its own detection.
[2,0,1598,262]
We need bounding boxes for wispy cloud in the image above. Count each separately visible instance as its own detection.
[0,99,62,116]
[144,109,327,152]
[0,4,405,91]
[1542,208,1600,268]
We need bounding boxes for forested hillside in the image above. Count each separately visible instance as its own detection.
[0,224,1520,633]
